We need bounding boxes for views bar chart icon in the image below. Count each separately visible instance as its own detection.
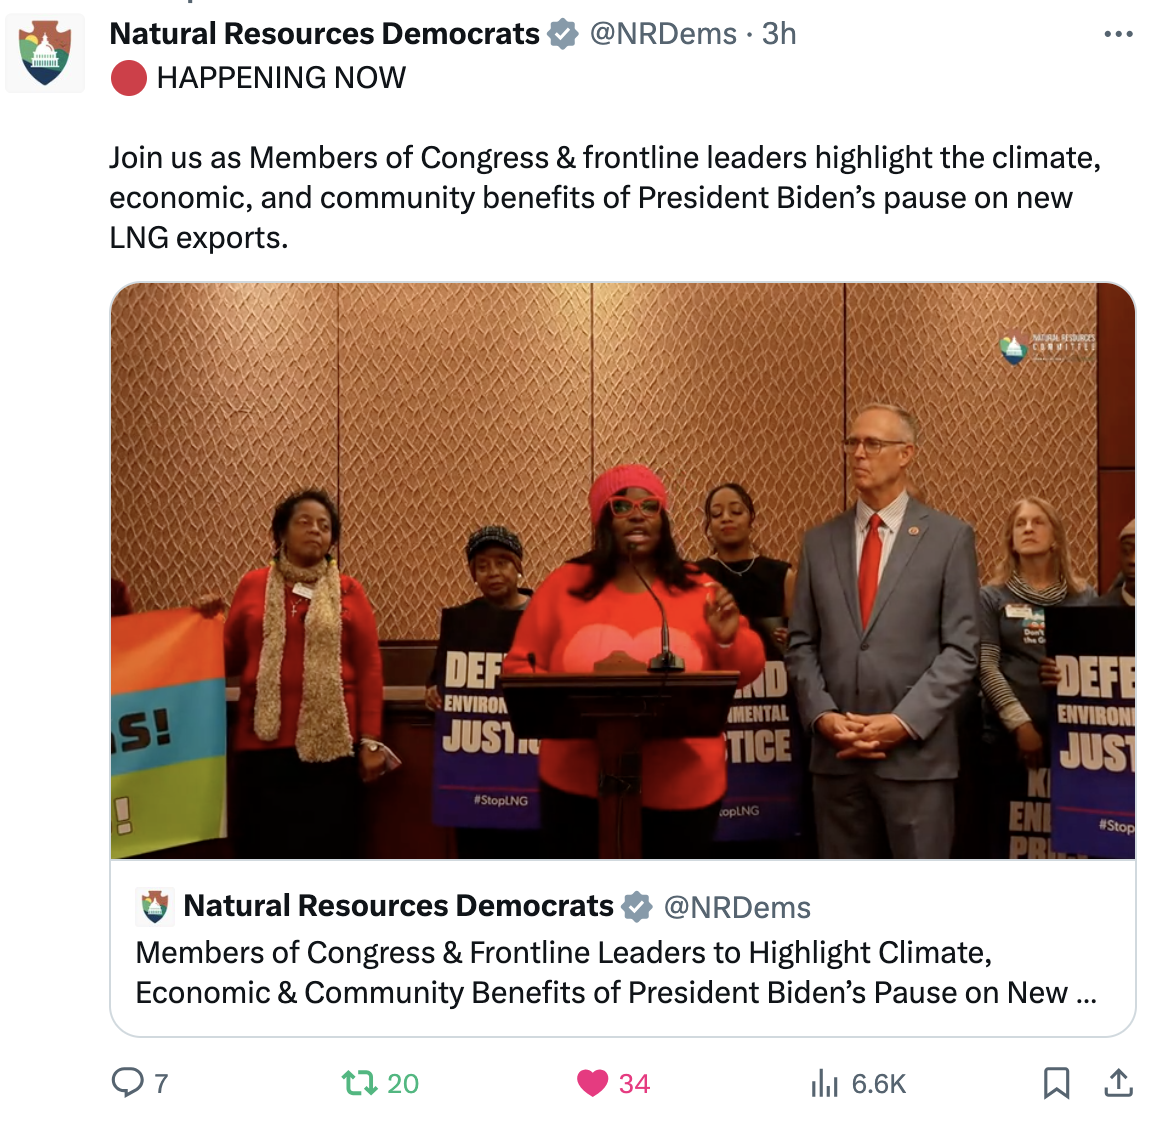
[812,1070,838,1097]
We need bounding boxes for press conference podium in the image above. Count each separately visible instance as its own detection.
[501,667,739,859]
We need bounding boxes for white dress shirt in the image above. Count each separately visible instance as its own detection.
[855,489,911,581]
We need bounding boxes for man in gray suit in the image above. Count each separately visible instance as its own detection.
[786,404,979,858]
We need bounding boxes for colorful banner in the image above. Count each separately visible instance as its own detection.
[111,609,227,857]
[1047,605,1135,859]
[431,606,539,828]
[716,658,804,841]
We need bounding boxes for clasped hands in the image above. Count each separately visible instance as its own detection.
[816,711,908,760]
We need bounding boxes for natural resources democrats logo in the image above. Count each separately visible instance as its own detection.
[137,888,175,928]
[998,328,1031,366]
[19,20,70,84]
[6,15,84,92]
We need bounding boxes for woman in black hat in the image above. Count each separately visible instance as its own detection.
[427,526,537,858]
[425,526,531,711]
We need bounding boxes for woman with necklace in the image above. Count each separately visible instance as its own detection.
[197,489,389,858]
[695,483,795,657]
[979,497,1095,855]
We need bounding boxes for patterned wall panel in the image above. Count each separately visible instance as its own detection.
[111,284,1103,636]
[593,284,845,565]
[845,283,1097,584]
[338,284,592,640]
[111,284,338,611]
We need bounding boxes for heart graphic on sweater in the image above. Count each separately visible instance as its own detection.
[577,1069,609,1096]
[560,624,705,672]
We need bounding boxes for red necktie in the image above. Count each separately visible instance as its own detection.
[858,513,883,628]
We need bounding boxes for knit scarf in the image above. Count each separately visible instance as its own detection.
[1006,571,1068,606]
[253,557,353,762]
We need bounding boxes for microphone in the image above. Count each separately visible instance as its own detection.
[527,652,537,673]
[627,543,685,672]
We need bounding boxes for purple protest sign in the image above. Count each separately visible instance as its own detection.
[715,658,803,841]
[431,603,540,828]
[1047,605,1134,859]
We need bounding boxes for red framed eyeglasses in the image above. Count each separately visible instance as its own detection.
[609,497,662,518]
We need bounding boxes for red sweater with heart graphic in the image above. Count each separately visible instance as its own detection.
[502,562,765,809]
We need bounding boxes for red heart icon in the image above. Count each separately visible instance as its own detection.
[577,1069,609,1097]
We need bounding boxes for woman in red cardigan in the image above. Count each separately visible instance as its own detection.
[504,465,765,858]
[201,489,387,858]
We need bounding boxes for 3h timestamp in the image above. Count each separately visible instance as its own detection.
[762,22,797,44]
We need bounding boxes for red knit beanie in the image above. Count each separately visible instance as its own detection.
[589,464,669,523]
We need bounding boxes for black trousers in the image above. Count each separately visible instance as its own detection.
[539,781,722,859]
[232,748,361,859]
[455,828,542,859]
[980,724,1047,860]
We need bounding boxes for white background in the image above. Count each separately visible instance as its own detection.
[3,1,1145,1117]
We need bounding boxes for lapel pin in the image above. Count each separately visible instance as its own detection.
[908,526,920,536]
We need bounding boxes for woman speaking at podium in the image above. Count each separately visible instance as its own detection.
[504,465,765,858]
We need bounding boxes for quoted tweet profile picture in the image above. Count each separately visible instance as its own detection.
[6,14,84,92]
[136,888,175,928]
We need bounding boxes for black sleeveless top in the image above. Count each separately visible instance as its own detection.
[695,556,790,657]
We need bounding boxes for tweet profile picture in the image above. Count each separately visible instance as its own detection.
[6,14,84,92]
[136,888,175,928]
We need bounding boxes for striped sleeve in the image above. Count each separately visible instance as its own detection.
[978,588,1031,732]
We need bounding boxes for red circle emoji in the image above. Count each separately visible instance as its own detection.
[111,60,147,96]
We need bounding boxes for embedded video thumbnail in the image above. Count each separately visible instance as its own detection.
[110,283,1134,861]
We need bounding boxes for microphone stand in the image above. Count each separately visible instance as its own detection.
[628,545,685,672]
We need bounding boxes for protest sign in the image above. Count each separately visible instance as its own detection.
[1047,605,1135,859]
[716,658,803,842]
[431,604,539,828]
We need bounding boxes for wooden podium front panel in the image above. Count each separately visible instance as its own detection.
[596,717,643,860]
[362,702,454,859]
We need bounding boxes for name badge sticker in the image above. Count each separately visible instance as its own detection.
[292,583,314,599]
